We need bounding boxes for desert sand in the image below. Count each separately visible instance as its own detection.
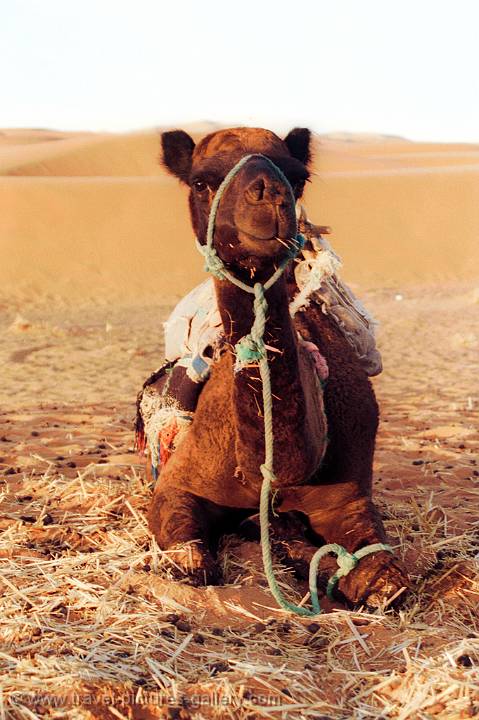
[0,127,478,718]
[2,127,478,303]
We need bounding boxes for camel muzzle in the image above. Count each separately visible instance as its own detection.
[235,157,297,243]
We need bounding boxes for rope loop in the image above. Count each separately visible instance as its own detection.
[336,547,359,576]
[260,462,276,483]
[200,245,227,280]
[235,334,266,368]
[234,282,270,370]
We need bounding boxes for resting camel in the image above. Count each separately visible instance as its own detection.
[145,127,409,608]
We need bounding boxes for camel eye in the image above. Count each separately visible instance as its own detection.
[193,180,208,193]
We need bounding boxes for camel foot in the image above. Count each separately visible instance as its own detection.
[233,514,410,609]
[168,541,220,587]
[266,539,409,610]
[337,550,409,609]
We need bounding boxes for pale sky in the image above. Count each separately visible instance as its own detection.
[2,0,479,142]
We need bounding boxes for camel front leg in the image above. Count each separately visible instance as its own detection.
[148,485,218,585]
[278,482,409,608]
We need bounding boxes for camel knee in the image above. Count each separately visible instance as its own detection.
[148,488,207,550]
[307,492,386,553]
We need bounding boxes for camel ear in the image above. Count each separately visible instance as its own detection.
[284,127,312,167]
[161,130,195,184]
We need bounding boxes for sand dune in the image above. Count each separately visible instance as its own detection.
[308,163,479,285]
[0,124,220,176]
[1,127,478,301]
[1,174,197,302]
[1,127,478,716]
[0,130,160,176]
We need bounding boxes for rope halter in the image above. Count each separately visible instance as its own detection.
[197,153,393,616]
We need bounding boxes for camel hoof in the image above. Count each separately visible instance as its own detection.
[337,551,409,609]
[169,542,220,586]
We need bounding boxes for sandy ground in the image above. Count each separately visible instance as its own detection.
[1,128,478,718]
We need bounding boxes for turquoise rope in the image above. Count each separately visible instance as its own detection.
[198,154,393,615]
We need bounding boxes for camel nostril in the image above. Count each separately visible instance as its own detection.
[247,177,266,203]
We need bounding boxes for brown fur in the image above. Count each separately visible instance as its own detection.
[149,127,409,606]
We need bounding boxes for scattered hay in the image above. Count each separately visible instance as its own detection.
[0,287,478,718]
[0,407,477,720]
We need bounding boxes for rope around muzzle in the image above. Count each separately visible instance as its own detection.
[198,154,393,615]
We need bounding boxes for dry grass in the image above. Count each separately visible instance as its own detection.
[1,285,478,719]
[0,409,477,720]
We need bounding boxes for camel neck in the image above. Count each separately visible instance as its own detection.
[214,274,296,357]
[213,273,323,489]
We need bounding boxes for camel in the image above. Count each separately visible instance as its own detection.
[145,127,409,608]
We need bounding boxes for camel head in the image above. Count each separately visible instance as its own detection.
[160,127,312,275]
